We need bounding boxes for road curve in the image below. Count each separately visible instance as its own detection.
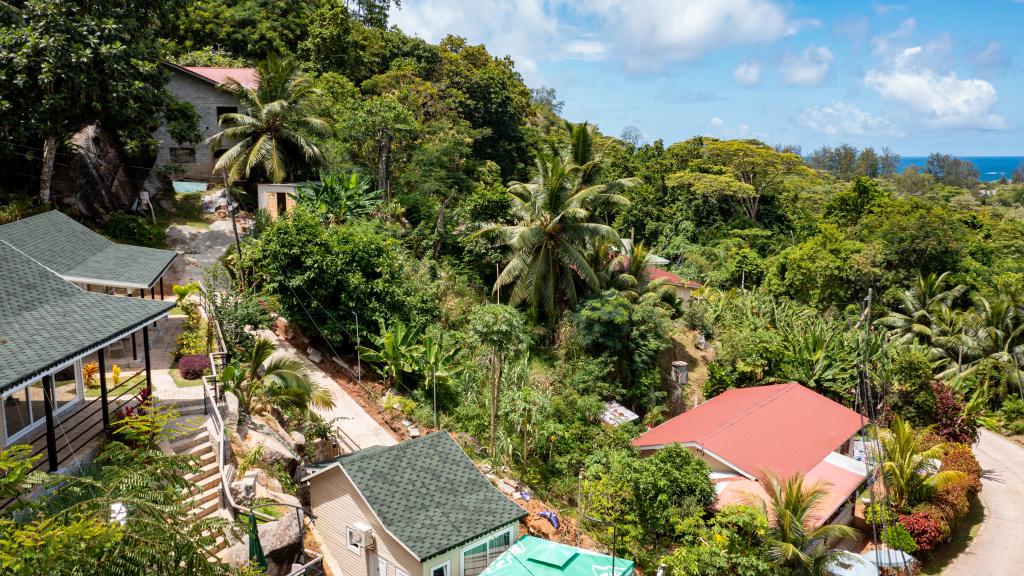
[942,429,1024,575]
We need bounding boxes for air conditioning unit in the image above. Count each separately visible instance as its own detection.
[350,522,375,550]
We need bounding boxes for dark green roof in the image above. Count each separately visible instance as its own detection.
[0,211,177,289]
[0,240,173,393]
[314,432,526,560]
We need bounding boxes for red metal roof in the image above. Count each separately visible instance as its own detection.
[715,452,866,523]
[646,266,701,288]
[632,383,863,478]
[182,66,259,89]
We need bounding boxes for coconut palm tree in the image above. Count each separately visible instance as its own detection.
[207,55,332,184]
[752,472,860,576]
[876,272,967,349]
[480,151,633,319]
[880,416,965,510]
[219,337,334,417]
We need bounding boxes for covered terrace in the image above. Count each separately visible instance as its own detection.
[0,239,173,479]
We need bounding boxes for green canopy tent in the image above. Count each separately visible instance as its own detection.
[481,536,633,576]
[248,511,268,571]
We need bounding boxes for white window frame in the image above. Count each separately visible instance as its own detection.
[2,360,84,444]
[378,556,390,576]
[459,526,516,576]
[429,560,451,576]
[396,568,409,576]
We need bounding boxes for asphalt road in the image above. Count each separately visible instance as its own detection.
[942,429,1024,575]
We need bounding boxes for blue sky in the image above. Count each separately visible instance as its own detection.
[391,1,1023,155]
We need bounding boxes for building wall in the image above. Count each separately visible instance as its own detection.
[419,522,519,576]
[256,183,300,219]
[154,70,242,181]
[309,466,422,576]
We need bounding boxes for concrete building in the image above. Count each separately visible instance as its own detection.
[154,63,258,181]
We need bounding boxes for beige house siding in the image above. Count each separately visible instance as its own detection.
[257,183,302,219]
[419,522,519,576]
[309,466,421,576]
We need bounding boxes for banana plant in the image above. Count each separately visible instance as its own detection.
[356,322,424,389]
[419,332,463,427]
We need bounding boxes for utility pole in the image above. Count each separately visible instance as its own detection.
[223,171,245,287]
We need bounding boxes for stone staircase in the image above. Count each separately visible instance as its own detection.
[158,398,232,555]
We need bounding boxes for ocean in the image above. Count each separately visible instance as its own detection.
[897,156,1024,182]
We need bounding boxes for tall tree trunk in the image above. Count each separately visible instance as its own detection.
[39,135,58,204]
[377,130,393,203]
[490,353,502,457]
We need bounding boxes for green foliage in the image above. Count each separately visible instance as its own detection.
[103,212,167,248]
[882,522,918,553]
[881,416,966,510]
[220,337,334,416]
[357,322,425,388]
[244,208,439,345]
[292,170,382,224]
[572,290,672,409]
[112,400,191,451]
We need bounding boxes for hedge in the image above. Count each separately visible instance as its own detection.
[178,354,210,380]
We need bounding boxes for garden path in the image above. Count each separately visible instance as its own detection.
[941,429,1024,575]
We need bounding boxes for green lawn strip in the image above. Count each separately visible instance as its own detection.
[169,363,206,388]
[920,493,985,575]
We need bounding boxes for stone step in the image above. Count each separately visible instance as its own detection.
[191,496,221,520]
[185,461,220,484]
[186,485,220,509]
[194,471,221,493]
[170,430,210,452]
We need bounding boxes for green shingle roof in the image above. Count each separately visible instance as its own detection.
[0,240,173,394]
[312,432,526,560]
[0,211,177,289]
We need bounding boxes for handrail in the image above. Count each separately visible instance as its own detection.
[284,551,325,576]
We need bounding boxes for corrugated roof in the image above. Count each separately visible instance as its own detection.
[311,432,526,560]
[715,451,867,523]
[0,211,177,289]
[0,241,173,393]
[481,536,633,576]
[182,66,258,89]
[632,383,863,478]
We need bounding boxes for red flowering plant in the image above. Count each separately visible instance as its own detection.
[898,511,949,552]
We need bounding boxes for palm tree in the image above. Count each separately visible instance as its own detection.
[219,337,334,416]
[751,473,860,576]
[880,416,965,510]
[480,151,633,319]
[208,55,332,184]
[877,272,967,349]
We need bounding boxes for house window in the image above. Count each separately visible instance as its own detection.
[461,529,513,576]
[347,528,361,554]
[396,569,409,576]
[2,366,83,443]
[216,106,238,120]
[378,557,390,576]
[430,561,450,576]
[170,147,196,164]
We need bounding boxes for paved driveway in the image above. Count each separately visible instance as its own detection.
[942,429,1024,575]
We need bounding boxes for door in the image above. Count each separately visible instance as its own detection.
[276,192,288,217]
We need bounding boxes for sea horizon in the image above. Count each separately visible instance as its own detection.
[897,156,1024,182]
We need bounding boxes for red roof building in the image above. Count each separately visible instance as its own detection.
[633,383,867,523]
[181,66,259,89]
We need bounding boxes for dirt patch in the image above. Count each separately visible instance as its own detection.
[659,325,715,414]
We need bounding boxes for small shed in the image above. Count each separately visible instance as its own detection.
[257,182,314,219]
[481,536,633,576]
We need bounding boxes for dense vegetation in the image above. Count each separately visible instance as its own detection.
[3,1,1024,574]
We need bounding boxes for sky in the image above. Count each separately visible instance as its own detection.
[390,0,1024,155]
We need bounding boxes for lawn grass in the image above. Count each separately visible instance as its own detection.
[920,493,985,574]
[168,304,187,316]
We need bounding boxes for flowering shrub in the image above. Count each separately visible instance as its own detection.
[934,480,972,527]
[898,511,948,552]
[931,382,977,443]
[177,354,210,380]
[940,443,982,493]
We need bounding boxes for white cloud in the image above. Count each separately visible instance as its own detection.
[800,101,901,137]
[732,60,763,86]
[392,0,811,79]
[863,67,1006,129]
[709,117,724,128]
[578,0,809,69]
[968,40,1012,77]
[779,45,833,86]
[871,18,916,57]
[561,40,610,61]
